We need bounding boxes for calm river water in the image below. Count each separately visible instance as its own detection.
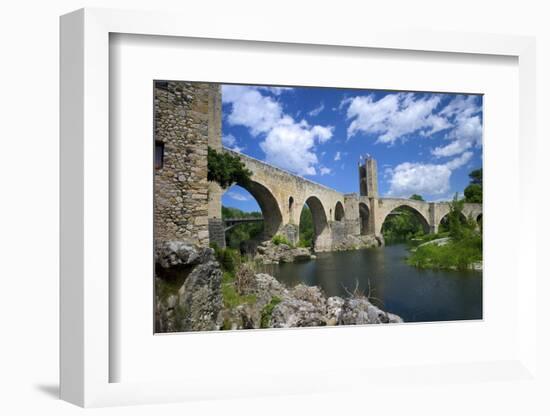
[271,244,482,323]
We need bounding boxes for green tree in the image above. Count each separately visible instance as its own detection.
[469,169,482,185]
[221,206,263,250]
[410,194,424,201]
[382,207,425,244]
[298,206,314,248]
[464,168,482,203]
[207,147,252,188]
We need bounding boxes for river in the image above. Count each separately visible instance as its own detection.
[270,244,482,323]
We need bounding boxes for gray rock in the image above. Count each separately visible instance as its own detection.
[326,296,345,325]
[291,284,326,309]
[270,298,327,328]
[256,241,312,264]
[176,260,223,331]
[338,297,403,325]
[155,240,214,268]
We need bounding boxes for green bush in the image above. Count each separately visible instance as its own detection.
[207,147,252,188]
[408,228,482,271]
[271,234,292,246]
[211,244,241,274]
[221,270,257,309]
[260,296,282,328]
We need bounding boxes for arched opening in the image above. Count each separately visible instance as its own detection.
[298,196,329,251]
[439,211,467,233]
[359,202,370,235]
[220,182,282,252]
[289,196,294,223]
[381,205,430,244]
[334,201,345,222]
[476,213,483,231]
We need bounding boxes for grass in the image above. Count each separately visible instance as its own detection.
[407,233,482,271]
[221,271,257,309]
[271,234,293,247]
[260,296,282,328]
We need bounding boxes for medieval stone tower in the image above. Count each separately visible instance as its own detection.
[358,156,379,198]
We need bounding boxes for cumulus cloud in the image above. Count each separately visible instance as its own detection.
[319,166,332,176]
[226,191,250,201]
[334,151,341,161]
[386,151,473,197]
[343,93,448,144]
[431,96,482,157]
[256,86,294,96]
[222,134,244,153]
[259,117,334,175]
[308,102,325,117]
[223,85,333,176]
[341,92,482,159]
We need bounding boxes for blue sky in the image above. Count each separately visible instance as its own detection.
[221,84,483,212]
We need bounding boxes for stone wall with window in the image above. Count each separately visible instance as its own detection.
[154,81,221,246]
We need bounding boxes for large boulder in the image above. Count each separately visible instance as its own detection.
[255,241,313,264]
[338,297,403,325]
[326,296,345,326]
[291,284,326,309]
[270,297,327,328]
[176,259,223,331]
[155,240,214,268]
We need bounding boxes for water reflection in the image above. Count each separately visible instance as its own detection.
[273,245,482,323]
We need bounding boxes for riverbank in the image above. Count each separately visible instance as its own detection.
[406,231,482,271]
[155,241,403,332]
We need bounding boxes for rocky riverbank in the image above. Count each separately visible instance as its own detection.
[255,241,314,264]
[155,241,403,332]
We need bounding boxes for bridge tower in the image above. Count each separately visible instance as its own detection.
[358,156,380,236]
[358,156,378,198]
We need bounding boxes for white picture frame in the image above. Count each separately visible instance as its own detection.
[60,8,538,408]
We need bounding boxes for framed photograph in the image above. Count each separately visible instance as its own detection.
[60,8,538,407]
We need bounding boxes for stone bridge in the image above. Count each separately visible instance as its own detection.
[208,148,482,252]
[152,81,481,251]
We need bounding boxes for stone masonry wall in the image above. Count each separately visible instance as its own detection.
[154,81,213,246]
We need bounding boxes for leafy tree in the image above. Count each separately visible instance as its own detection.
[464,168,482,203]
[207,147,252,188]
[410,194,424,201]
[382,207,425,244]
[221,206,263,250]
[464,184,482,203]
[469,169,482,185]
[298,205,314,248]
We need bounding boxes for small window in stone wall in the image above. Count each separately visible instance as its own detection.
[155,141,165,170]
[155,81,169,90]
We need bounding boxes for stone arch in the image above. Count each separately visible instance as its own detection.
[380,204,430,235]
[233,180,283,240]
[302,195,330,251]
[359,202,370,235]
[334,201,345,222]
[438,211,467,231]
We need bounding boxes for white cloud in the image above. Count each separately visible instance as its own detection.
[257,86,293,96]
[222,134,236,146]
[386,152,473,197]
[334,151,341,161]
[343,93,447,144]
[226,191,250,201]
[260,117,334,176]
[308,102,325,117]
[319,166,332,176]
[341,92,482,160]
[222,85,283,136]
[431,95,482,157]
[223,85,334,176]
[222,134,244,153]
